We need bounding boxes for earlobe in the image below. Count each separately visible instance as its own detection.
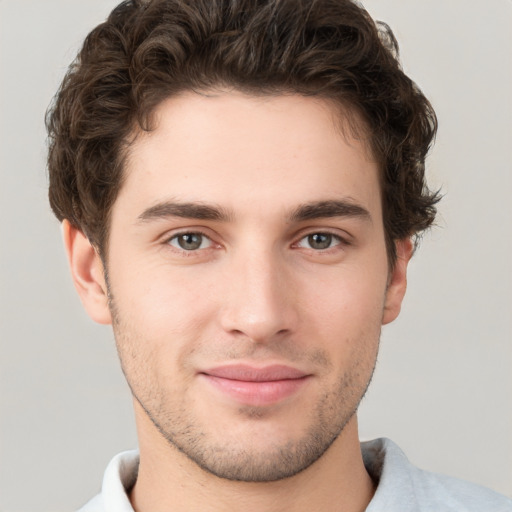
[382,238,414,325]
[62,220,112,325]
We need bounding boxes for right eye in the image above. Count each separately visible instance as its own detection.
[167,232,212,251]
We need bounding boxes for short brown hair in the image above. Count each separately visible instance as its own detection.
[46,0,440,264]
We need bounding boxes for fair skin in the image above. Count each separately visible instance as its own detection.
[64,92,412,512]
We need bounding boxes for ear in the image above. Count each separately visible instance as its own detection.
[62,220,112,325]
[382,238,414,325]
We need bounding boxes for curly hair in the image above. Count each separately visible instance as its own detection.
[46,0,440,264]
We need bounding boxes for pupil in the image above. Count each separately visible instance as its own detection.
[309,233,331,250]
[179,233,202,250]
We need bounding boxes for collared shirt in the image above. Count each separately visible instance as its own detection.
[78,438,512,511]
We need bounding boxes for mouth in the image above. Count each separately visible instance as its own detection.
[199,364,312,407]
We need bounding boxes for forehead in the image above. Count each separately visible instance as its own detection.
[118,91,381,222]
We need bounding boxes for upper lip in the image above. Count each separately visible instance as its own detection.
[201,364,309,382]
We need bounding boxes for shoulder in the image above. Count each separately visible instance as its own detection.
[362,438,512,512]
[77,493,104,512]
[76,450,139,512]
[409,466,512,512]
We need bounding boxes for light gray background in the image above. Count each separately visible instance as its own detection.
[0,1,511,510]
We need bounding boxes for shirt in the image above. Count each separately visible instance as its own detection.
[78,438,512,511]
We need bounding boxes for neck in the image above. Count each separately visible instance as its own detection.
[130,407,375,512]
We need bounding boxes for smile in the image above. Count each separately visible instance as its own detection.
[199,364,312,406]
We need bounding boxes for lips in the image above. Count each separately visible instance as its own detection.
[204,364,308,381]
[199,364,311,406]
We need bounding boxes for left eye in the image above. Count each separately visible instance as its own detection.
[168,232,212,251]
[297,233,341,250]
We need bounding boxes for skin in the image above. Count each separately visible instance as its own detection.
[64,91,412,512]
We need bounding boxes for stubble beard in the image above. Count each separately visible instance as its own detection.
[107,285,379,483]
[135,371,374,482]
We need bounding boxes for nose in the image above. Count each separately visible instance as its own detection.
[218,247,298,344]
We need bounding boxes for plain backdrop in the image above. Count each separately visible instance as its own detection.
[0,1,511,510]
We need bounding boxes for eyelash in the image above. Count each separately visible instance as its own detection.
[164,230,349,254]
[294,232,347,252]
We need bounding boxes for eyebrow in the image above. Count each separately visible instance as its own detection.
[289,200,371,223]
[137,201,233,223]
[136,198,371,224]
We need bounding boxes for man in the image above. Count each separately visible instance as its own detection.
[45,0,512,510]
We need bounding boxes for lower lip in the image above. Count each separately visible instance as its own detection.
[201,374,310,406]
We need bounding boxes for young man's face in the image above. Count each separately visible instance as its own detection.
[70,92,410,481]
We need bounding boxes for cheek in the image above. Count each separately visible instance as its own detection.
[110,263,229,392]
[298,265,387,357]
[300,263,388,324]
[111,257,217,332]
[110,278,200,397]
